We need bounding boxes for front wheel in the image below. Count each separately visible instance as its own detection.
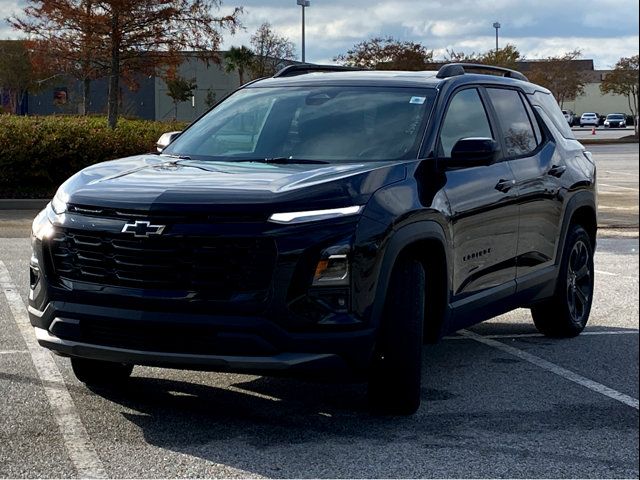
[531,225,594,337]
[368,257,425,415]
[71,358,133,386]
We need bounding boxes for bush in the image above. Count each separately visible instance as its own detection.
[0,115,187,198]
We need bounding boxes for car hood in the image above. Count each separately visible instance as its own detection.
[56,155,407,214]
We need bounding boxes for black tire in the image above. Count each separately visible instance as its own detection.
[531,225,594,338]
[71,357,133,386]
[368,257,425,415]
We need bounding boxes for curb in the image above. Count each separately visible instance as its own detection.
[0,199,49,210]
[580,139,639,145]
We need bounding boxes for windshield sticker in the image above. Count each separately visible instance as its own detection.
[409,96,426,105]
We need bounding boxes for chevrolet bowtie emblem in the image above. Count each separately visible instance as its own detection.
[121,220,166,238]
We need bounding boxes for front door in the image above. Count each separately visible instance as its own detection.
[437,87,519,305]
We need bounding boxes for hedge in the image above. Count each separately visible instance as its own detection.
[0,115,187,198]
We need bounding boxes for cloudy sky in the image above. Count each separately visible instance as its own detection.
[2,0,638,69]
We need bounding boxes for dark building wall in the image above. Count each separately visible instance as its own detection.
[26,75,155,119]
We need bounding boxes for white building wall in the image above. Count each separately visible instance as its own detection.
[563,82,632,116]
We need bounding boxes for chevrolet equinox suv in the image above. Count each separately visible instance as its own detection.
[30,63,597,414]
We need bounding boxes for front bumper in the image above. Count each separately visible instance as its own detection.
[29,301,376,377]
[35,327,346,374]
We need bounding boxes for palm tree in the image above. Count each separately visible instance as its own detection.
[224,46,254,85]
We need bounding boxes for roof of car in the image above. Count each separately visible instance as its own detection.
[249,69,541,93]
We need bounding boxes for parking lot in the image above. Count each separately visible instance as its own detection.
[0,143,638,478]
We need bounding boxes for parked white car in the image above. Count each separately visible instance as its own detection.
[562,110,575,126]
[580,112,599,127]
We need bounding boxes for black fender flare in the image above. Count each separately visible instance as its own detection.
[555,190,597,265]
[369,220,451,333]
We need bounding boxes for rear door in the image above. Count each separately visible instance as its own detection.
[485,87,563,283]
[437,87,519,305]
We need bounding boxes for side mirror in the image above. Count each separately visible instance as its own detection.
[156,131,182,152]
[448,137,500,168]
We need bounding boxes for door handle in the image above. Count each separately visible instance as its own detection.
[548,165,566,177]
[495,178,516,193]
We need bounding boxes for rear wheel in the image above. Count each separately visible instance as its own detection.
[368,257,425,415]
[531,225,594,337]
[71,358,133,386]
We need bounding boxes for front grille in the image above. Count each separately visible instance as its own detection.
[49,229,277,300]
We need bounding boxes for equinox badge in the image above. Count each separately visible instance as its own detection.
[121,220,166,238]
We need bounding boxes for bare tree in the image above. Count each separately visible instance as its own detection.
[250,22,296,78]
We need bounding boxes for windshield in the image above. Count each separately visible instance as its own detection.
[163,86,436,162]
[607,114,625,120]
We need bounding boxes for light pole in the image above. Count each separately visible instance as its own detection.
[297,0,310,63]
[493,22,501,51]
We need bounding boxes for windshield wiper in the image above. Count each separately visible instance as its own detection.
[235,157,329,165]
[160,153,192,160]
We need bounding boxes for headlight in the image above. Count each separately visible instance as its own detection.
[31,205,55,241]
[51,193,67,214]
[269,205,363,224]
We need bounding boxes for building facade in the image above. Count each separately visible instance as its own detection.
[4,54,634,121]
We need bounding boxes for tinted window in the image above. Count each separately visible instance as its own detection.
[531,91,576,139]
[439,88,493,157]
[487,88,537,157]
[521,92,543,144]
[164,86,436,162]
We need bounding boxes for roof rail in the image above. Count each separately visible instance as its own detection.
[273,64,364,78]
[436,63,529,82]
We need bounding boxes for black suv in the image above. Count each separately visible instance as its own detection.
[30,63,597,414]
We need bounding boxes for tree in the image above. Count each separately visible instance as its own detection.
[224,46,254,85]
[334,37,434,70]
[250,22,296,78]
[444,48,481,63]
[12,0,242,128]
[600,55,639,135]
[10,0,109,115]
[444,44,522,69]
[0,40,38,114]
[204,88,217,108]
[478,44,522,69]
[165,74,197,120]
[527,50,586,108]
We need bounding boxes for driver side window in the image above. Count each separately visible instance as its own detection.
[439,88,494,157]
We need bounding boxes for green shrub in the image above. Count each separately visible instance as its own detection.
[0,115,187,198]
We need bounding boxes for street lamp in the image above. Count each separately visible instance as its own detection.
[297,0,310,63]
[493,22,501,51]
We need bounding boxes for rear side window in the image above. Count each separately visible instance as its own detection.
[438,88,493,157]
[486,88,537,158]
[531,91,576,140]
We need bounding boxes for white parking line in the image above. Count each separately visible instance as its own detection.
[602,170,639,177]
[595,269,639,281]
[0,261,107,479]
[598,205,638,211]
[444,330,639,340]
[459,329,639,410]
[598,183,639,192]
[0,349,29,355]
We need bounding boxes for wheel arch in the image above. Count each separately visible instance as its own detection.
[557,191,597,264]
[371,221,451,343]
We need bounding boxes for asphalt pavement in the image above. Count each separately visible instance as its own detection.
[0,143,638,478]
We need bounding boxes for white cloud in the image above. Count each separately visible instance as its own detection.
[2,0,638,69]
